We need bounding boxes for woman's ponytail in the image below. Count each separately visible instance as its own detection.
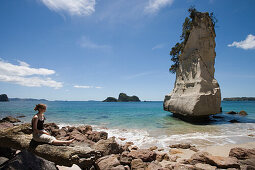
[34,104,46,111]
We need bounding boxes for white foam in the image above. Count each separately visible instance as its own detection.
[56,122,255,149]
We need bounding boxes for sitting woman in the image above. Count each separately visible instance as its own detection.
[32,103,74,145]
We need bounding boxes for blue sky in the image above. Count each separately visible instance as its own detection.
[0,0,255,101]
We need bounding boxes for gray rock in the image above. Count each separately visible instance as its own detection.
[0,150,57,170]
[0,157,9,166]
[164,11,221,118]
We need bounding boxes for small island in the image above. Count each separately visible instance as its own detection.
[223,97,255,101]
[0,94,9,102]
[103,93,141,102]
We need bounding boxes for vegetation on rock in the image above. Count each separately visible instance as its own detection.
[169,7,217,74]
[118,93,140,102]
[103,97,118,102]
[103,93,141,102]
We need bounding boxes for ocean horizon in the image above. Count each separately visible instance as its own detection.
[1,100,255,149]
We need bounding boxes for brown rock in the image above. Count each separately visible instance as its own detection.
[189,151,240,169]
[44,123,59,130]
[95,154,122,170]
[229,148,255,160]
[93,137,123,156]
[0,122,14,130]
[128,149,156,162]
[131,159,146,170]
[156,153,165,162]
[146,161,162,170]
[169,149,183,154]
[68,129,87,142]
[120,151,132,165]
[190,146,199,152]
[87,131,108,142]
[239,158,255,168]
[169,155,179,162]
[239,110,248,116]
[55,128,67,138]
[119,137,126,141]
[172,163,195,170]
[1,116,21,123]
[194,163,216,170]
[122,142,134,151]
[158,148,164,151]
[150,146,158,151]
[169,143,191,149]
[77,125,93,134]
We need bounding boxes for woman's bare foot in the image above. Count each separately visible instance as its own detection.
[65,139,75,145]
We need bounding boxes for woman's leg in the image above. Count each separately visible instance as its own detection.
[52,139,74,145]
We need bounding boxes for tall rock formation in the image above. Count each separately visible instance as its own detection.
[164,11,221,119]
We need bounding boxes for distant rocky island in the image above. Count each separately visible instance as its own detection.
[223,97,255,101]
[0,94,48,102]
[103,93,141,102]
[0,94,9,102]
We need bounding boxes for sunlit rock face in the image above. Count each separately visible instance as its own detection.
[164,12,221,119]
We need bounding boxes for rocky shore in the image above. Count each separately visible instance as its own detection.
[0,116,255,170]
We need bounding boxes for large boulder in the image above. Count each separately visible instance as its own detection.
[95,154,125,170]
[0,150,57,170]
[93,137,123,156]
[0,123,102,169]
[128,149,156,162]
[131,159,147,170]
[164,11,221,119]
[188,151,240,169]
[229,147,255,160]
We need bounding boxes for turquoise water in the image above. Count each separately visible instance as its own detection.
[0,101,255,148]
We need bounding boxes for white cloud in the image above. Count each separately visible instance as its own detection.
[0,60,55,76]
[0,59,62,89]
[144,0,174,14]
[80,37,111,50]
[152,43,165,50]
[74,85,92,88]
[40,0,96,16]
[228,34,255,50]
[73,85,103,89]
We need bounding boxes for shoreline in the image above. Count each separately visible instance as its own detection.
[1,116,255,169]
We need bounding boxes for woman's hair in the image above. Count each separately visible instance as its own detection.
[34,104,47,111]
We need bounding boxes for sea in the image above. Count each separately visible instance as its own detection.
[0,100,255,149]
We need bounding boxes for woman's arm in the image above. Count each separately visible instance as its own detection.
[32,116,49,135]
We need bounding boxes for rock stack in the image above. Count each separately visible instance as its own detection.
[164,11,221,120]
